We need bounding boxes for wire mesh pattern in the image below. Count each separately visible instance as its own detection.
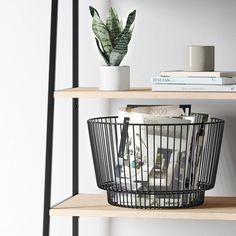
[87,114,224,208]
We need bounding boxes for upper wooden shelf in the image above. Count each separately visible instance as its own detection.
[54,87,236,100]
[50,194,236,221]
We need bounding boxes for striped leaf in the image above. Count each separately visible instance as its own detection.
[106,8,123,45]
[113,10,136,48]
[89,6,99,17]
[119,20,123,31]
[110,10,136,66]
[92,15,112,58]
[95,38,110,65]
[109,32,130,66]
[127,25,134,43]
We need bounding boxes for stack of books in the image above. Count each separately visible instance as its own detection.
[151,71,236,92]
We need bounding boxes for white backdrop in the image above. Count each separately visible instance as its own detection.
[1,0,236,236]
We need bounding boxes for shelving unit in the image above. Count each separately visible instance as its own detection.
[47,85,236,231]
[42,0,236,236]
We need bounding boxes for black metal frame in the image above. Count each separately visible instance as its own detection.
[72,0,79,235]
[42,0,79,235]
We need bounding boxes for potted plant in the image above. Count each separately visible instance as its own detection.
[89,6,136,91]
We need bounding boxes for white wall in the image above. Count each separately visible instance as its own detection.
[108,1,236,235]
[0,1,50,236]
[1,0,236,236]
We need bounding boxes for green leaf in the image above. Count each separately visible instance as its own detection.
[109,51,124,66]
[113,10,136,47]
[92,15,112,57]
[89,6,99,17]
[124,10,136,32]
[109,32,130,66]
[95,38,110,65]
[106,8,123,46]
[127,25,134,43]
[110,10,136,66]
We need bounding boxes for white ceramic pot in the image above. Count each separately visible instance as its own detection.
[99,66,130,91]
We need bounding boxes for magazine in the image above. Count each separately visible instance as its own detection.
[192,113,211,189]
[116,106,193,193]
[183,113,210,204]
[126,104,192,116]
[114,105,212,207]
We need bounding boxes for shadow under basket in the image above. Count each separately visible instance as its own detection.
[87,115,224,209]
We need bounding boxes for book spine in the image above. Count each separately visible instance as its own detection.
[151,77,236,85]
[160,71,220,77]
[152,84,236,92]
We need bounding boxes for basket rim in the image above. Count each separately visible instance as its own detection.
[87,115,225,126]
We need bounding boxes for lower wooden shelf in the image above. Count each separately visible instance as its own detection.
[50,194,236,221]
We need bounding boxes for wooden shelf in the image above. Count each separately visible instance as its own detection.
[50,194,236,221]
[54,87,236,100]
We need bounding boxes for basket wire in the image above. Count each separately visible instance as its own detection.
[87,114,224,208]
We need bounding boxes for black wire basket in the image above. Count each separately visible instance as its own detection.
[87,114,224,209]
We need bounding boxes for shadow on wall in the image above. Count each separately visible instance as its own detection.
[111,217,236,236]
[215,116,236,195]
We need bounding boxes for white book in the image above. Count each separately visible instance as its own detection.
[151,76,236,85]
[152,84,236,92]
[160,70,236,78]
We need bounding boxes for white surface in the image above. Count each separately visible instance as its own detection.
[99,66,130,90]
[1,0,236,236]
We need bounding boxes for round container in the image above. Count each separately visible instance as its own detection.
[184,46,215,72]
[99,66,130,91]
[87,115,224,208]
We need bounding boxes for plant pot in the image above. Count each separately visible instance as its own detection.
[99,66,130,91]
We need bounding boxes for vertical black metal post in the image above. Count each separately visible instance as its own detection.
[72,0,79,236]
[42,0,58,236]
